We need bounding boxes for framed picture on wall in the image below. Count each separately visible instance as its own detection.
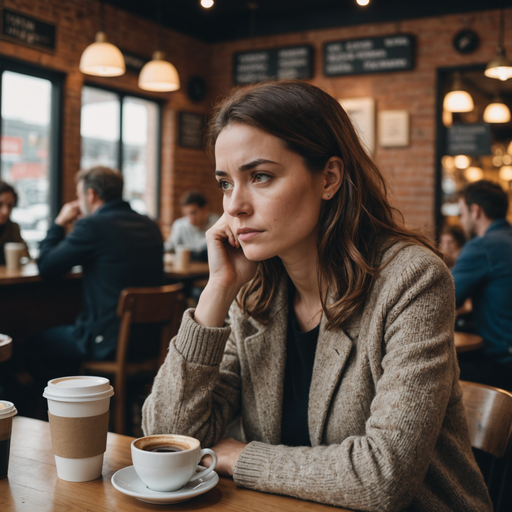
[339,97,375,156]
[378,110,410,148]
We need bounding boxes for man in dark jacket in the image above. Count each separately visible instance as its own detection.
[452,180,512,390]
[26,166,164,388]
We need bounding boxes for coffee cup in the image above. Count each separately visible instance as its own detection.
[4,243,25,270]
[0,401,18,479]
[43,376,114,482]
[176,245,191,269]
[131,434,218,492]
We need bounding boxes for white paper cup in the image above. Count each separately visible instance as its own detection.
[43,376,114,482]
[4,243,25,270]
[176,245,191,269]
[0,401,18,479]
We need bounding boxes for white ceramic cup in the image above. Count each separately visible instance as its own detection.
[4,242,25,270]
[43,376,114,482]
[175,245,191,268]
[131,434,218,492]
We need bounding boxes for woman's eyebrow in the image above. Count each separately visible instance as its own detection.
[215,159,280,176]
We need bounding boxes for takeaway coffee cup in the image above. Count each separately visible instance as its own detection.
[176,245,191,269]
[43,376,114,482]
[4,243,25,270]
[131,434,218,492]
[0,401,17,479]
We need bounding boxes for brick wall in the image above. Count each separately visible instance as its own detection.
[1,2,510,233]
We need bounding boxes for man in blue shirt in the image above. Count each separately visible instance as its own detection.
[451,180,512,390]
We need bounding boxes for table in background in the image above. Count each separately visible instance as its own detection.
[0,417,345,512]
[454,332,484,353]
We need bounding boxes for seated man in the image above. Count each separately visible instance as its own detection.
[164,191,219,260]
[26,166,164,389]
[452,180,512,390]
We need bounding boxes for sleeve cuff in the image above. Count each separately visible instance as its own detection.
[233,441,273,489]
[174,308,231,366]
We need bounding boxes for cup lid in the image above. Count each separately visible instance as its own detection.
[4,242,25,249]
[43,376,114,402]
[0,401,18,419]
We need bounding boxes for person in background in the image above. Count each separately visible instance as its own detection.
[452,180,512,390]
[439,224,465,268]
[164,191,219,260]
[0,180,29,264]
[26,166,164,390]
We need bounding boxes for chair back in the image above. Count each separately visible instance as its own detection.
[460,380,512,458]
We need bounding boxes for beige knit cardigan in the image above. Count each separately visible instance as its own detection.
[142,243,492,512]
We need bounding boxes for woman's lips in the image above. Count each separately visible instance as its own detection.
[237,230,263,241]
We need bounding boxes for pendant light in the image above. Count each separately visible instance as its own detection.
[485,2,512,81]
[139,0,180,92]
[483,96,511,123]
[499,165,512,181]
[79,2,125,77]
[443,72,474,113]
[464,166,484,182]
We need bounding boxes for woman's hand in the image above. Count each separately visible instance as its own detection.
[201,438,247,477]
[194,215,257,327]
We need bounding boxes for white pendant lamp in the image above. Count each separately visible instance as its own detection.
[79,31,125,77]
[443,73,474,113]
[139,51,180,92]
[483,98,511,123]
[485,3,512,81]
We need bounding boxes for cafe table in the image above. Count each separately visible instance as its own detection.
[454,332,484,353]
[1,416,346,512]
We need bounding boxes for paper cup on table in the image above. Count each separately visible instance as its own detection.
[43,376,114,482]
[0,401,17,479]
[4,243,25,270]
[176,245,191,269]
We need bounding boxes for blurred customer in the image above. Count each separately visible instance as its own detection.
[439,225,465,268]
[452,180,512,390]
[165,191,219,260]
[0,180,29,264]
[26,166,164,390]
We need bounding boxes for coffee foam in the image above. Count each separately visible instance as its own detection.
[133,434,199,453]
[0,404,5,410]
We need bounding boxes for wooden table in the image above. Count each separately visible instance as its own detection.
[454,332,484,353]
[164,261,209,280]
[1,417,343,512]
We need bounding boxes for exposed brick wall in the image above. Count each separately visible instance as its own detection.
[1,2,510,234]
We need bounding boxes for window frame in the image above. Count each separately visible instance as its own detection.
[81,82,163,218]
[0,56,65,222]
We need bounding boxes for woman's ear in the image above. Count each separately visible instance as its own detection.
[322,157,343,200]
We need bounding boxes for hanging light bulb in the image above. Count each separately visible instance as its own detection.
[499,165,512,181]
[139,51,180,91]
[443,72,474,113]
[454,155,471,169]
[483,97,511,123]
[357,0,370,5]
[464,167,484,182]
[201,0,214,7]
[79,31,125,77]
[485,5,512,81]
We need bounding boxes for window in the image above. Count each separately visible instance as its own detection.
[0,60,62,256]
[80,86,160,218]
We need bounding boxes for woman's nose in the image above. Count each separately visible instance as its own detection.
[225,185,253,218]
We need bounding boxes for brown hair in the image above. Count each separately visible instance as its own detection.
[207,81,440,330]
[180,191,207,208]
[76,166,123,202]
[0,180,18,206]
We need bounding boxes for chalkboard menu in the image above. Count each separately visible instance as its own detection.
[178,112,205,149]
[122,51,149,73]
[324,35,414,77]
[234,45,313,84]
[446,124,491,156]
[1,8,56,52]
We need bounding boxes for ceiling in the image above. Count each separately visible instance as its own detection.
[102,0,505,43]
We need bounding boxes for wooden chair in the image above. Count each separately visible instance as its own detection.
[81,283,185,434]
[460,380,512,510]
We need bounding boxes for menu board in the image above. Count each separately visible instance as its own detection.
[446,124,491,156]
[122,51,149,73]
[1,8,56,52]
[324,35,414,76]
[234,45,313,84]
[178,112,205,149]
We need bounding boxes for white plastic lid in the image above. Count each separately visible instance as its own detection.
[0,401,18,419]
[43,376,114,402]
[4,242,25,250]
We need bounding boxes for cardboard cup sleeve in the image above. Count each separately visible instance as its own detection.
[48,411,109,459]
[0,417,12,442]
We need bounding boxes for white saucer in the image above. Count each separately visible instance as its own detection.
[111,465,219,504]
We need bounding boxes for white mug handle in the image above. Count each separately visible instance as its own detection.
[189,448,217,482]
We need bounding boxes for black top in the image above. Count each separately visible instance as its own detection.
[37,199,164,360]
[280,283,320,447]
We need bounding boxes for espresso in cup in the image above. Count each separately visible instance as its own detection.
[131,434,218,492]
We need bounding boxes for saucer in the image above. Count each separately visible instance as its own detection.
[111,465,219,504]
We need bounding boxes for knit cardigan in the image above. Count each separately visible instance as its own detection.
[142,243,492,512]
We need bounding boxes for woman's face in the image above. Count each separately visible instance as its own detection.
[0,191,16,225]
[214,123,325,262]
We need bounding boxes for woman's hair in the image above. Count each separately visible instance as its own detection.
[0,180,18,206]
[206,81,441,330]
[440,225,465,249]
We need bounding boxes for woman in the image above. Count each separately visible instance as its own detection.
[440,224,465,268]
[143,81,491,511]
[0,180,29,265]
